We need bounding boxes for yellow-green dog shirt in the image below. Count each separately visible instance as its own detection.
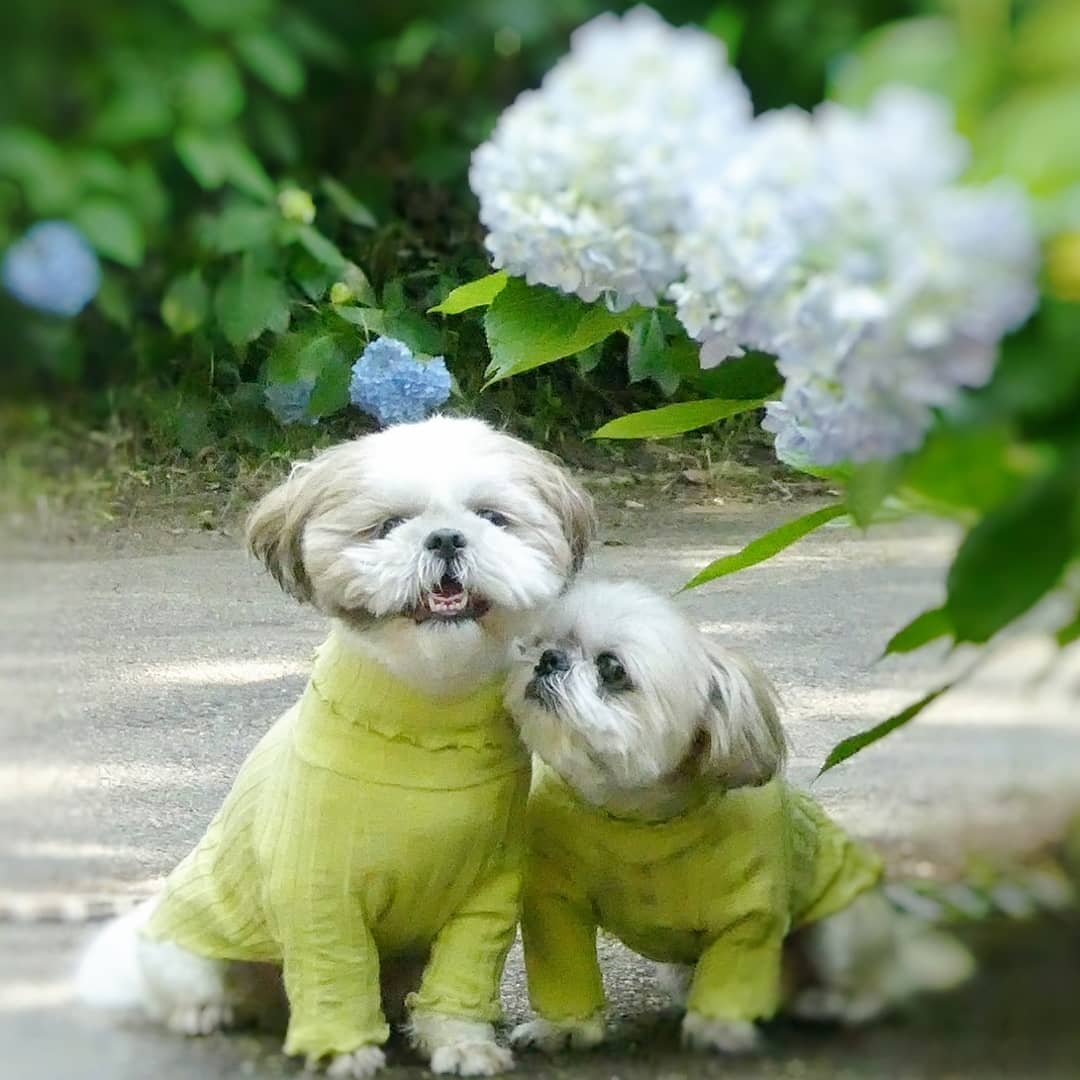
[522,761,882,1024]
[145,631,530,1059]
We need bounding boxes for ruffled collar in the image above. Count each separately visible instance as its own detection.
[292,631,528,788]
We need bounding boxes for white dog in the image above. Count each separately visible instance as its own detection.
[77,416,594,1078]
[506,580,974,1057]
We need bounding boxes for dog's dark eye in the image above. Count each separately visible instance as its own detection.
[596,652,631,691]
[476,508,509,528]
[376,516,406,539]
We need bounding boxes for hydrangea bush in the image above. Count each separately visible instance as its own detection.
[443,3,1080,769]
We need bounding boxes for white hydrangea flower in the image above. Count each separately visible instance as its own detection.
[470,5,751,310]
[673,88,1039,465]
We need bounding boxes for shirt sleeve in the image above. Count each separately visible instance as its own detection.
[521,842,605,1022]
[407,862,523,1022]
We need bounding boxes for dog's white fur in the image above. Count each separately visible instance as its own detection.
[506,580,974,1055]
[77,416,594,1076]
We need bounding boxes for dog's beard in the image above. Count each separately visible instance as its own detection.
[318,532,565,697]
[332,535,564,632]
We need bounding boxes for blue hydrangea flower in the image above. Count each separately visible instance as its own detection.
[265,379,317,426]
[349,336,452,426]
[1,221,102,316]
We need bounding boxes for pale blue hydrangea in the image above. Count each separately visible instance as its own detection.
[265,379,317,426]
[470,5,751,311]
[349,336,451,426]
[672,88,1039,465]
[2,220,102,316]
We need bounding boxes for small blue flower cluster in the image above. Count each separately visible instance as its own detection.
[349,336,451,427]
[1,221,102,317]
[265,379,317,426]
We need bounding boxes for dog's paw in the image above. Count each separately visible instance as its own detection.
[681,1012,761,1055]
[165,1002,234,1036]
[314,1046,386,1078]
[429,1040,513,1076]
[509,1016,604,1054]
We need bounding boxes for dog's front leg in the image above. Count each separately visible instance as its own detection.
[510,870,606,1055]
[276,905,388,1077]
[407,868,520,1076]
[681,910,785,1056]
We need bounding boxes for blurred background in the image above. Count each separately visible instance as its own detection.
[3,0,1079,525]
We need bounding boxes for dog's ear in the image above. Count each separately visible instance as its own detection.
[529,450,596,573]
[246,439,367,603]
[245,461,317,603]
[697,643,787,789]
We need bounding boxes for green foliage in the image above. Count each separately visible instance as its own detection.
[483,278,637,385]
[883,607,952,656]
[681,504,848,591]
[593,398,763,440]
[430,272,508,315]
[817,684,954,776]
[2,0,924,451]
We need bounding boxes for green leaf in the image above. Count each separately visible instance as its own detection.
[178,50,246,126]
[627,312,679,396]
[1013,0,1080,82]
[333,306,386,336]
[320,176,377,228]
[267,327,347,383]
[902,424,1025,515]
[280,9,349,69]
[95,271,133,328]
[972,83,1080,195]
[220,142,276,203]
[308,356,352,417]
[161,271,210,336]
[0,127,78,213]
[179,0,272,31]
[235,31,305,97]
[1056,607,1080,647]
[847,458,905,528]
[72,199,145,266]
[214,259,290,345]
[483,279,635,384]
[93,80,173,143]
[693,349,782,400]
[207,201,276,254]
[946,472,1079,644]
[293,224,347,271]
[266,325,353,419]
[174,130,275,202]
[384,308,443,356]
[883,607,952,657]
[175,129,229,188]
[593,398,763,440]
[342,263,376,307]
[71,150,130,196]
[681,504,848,592]
[818,684,952,776]
[430,271,508,315]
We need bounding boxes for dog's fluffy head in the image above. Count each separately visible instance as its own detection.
[246,416,594,693]
[506,580,786,806]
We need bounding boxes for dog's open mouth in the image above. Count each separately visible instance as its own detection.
[413,575,491,624]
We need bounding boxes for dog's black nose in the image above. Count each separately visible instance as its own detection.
[535,649,570,678]
[425,528,467,560]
